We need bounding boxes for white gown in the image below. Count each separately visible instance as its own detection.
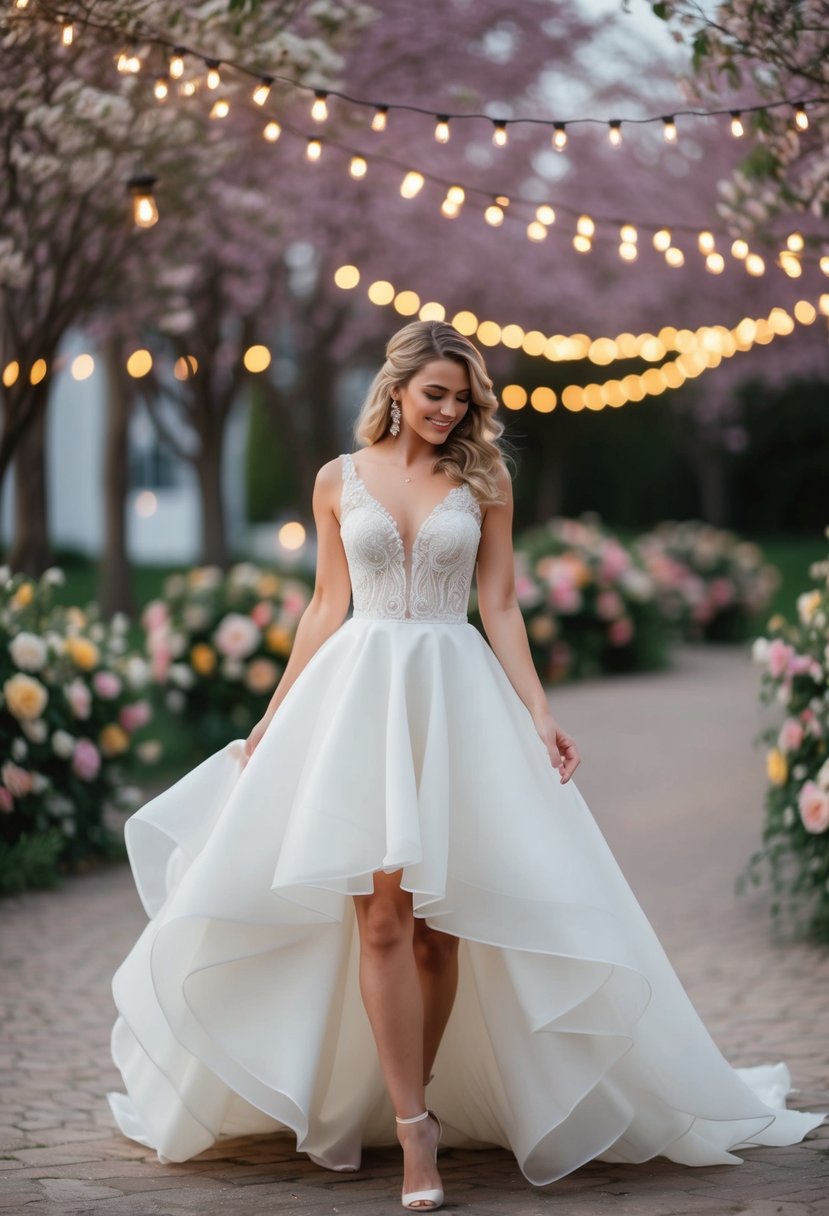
[107,451,825,1184]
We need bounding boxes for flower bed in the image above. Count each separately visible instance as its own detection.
[0,565,159,894]
[740,532,829,940]
[469,515,670,682]
[634,521,779,642]
[142,562,312,753]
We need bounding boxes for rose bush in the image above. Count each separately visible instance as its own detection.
[0,565,160,894]
[739,529,829,940]
[142,562,312,752]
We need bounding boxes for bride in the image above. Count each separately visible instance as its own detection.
[107,320,824,1212]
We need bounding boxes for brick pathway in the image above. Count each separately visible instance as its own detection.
[2,643,827,1214]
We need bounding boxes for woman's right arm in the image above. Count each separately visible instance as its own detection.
[244,459,352,759]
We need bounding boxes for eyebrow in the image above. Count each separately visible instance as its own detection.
[424,384,471,394]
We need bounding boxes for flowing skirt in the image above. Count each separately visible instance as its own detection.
[107,616,825,1184]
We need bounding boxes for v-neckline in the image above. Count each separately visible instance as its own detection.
[348,453,464,562]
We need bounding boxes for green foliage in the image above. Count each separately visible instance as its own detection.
[244,382,300,523]
[0,828,65,895]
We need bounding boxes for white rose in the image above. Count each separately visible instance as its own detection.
[165,689,185,712]
[751,637,769,665]
[42,567,66,586]
[21,718,48,743]
[11,737,27,760]
[51,729,76,759]
[169,662,195,689]
[125,656,149,690]
[31,772,49,793]
[9,631,48,672]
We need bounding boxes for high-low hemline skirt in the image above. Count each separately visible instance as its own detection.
[106,615,826,1184]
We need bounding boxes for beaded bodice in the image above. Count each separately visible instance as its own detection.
[339,451,482,623]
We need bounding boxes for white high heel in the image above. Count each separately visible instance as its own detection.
[395,1109,443,1211]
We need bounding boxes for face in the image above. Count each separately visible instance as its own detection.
[394,358,471,443]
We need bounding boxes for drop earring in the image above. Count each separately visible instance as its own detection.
[390,397,401,436]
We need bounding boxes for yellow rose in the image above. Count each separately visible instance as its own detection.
[11,582,35,608]
[245,657,279,695]
[99,723,130,757]
[797,590,822,626]
[3,672,49,720]
[767,614,786,632]
[190,642,217,675]
[64,636,100,670]
[527,614,557,643]
[66,607,87,629]
[265,624,292,657]
[257,574,281,597]
[564,554,592,589]
[766,748,788,787]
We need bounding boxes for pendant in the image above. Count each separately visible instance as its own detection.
[404,477,412,483]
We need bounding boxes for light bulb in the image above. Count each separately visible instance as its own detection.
[128,174,159,229]
[745,253,765,276]
[536,205,555,225]
[371,106,388,132]
[731,238,749,259]
[484,205,504,227]
[552,123,567,150]
[447,186,465,205]
[573,234,592,254]
[794,103,808,131]
[662,115,677,142]
[206,60,221,90]
[263,121,282,142]
[209,99,229,119]
[779,252,802,278]
[400,171,424,198]
[652,228,671,252]
[252,77,272,106]
[61,20,74,46]
[697,230,715,254]
[349,156,367,178]
[620,223,637,244]
[665,246,685,267]
[619,242,637,262]
[786,232,804,253]
[820,256,829,276]
[730,110,744,138]
[311,92,329,122]
[527,221,547,242]
[434,115,450,143]
[705,252,725,274]
[576,214,595,237]
[154,76,169,101]
[169,48,185,78]
[608,120,622,146]
[306,137,322,161]
[492,121,508,147]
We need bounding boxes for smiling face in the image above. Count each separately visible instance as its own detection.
[394,357,471,444]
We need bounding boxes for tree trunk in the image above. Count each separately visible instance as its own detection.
[8,405,52,576]
[196,426,228,567]
[99,335,136,618]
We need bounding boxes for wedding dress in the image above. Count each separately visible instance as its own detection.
[107,450,825,1183]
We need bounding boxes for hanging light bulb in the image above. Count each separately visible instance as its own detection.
[179,80,196,97]
[446,186,465,205]
[820,256,829,276]
[620,223,638,244]
[205,59,221,89]
[527,221,547,242]
[552,122,567,150]
[127,173,159,228]
[786,232,804,253]
[662,115,677,142]
[252,77,273,106]
[745,253,765,276]
[484,204,504,227]
[731,238,749,259]
[263,121,282,142]
[619,242,638,262]
[705,252,725,274]
[306,137,322,161]
[371,106,388,132]
[492,120,508,147]
[61,19,74,46]
[400,171,425,198]
[608,120,622,146]
[349,155,367,178]
[536,205,556,226]
[697,230,715,254]
[14,0,30,7]
[653,228,672,252]
[778,251,802,278]
[729,110,744,137]
[169,47,185,78]
[154,76,169,101]
[794,102,809,131]
[573,234,592,254]
[210,98,229,119]
[665,246,685,267]
[434,115,450,143]
[117,43,141,73]
[311,91,329,122]
[576,214,595,238]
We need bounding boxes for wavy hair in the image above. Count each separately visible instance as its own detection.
[352,320,514,506]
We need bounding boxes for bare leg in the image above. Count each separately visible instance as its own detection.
[353,870,446,1206]
[413,916,459,1085]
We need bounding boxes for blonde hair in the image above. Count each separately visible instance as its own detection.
[352,320,513,506]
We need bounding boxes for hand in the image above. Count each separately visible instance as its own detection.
[532,711,580,784]
[243,715,271,766]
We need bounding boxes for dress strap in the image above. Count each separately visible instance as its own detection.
[340,452,354,481]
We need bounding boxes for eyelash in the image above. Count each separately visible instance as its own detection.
[424,394,469,404]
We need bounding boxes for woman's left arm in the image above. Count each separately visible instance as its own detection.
[475,463,581,784]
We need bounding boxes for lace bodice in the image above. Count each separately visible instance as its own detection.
[339,451,482,623]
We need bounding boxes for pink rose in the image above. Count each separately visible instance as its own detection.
[0,786,13,812]
[72,738,101,782]
[798,781,829,834]
[65,678,92,719]
[141,599,169,631]
[92,670,122,699]
[549,581,582,613]
[118,700,153,732]
[608,617,635,647]
[1,762,33,798]
[787,654,814,677]
[599,542,630,583]
[709,577,735,608]
[150,641,172,683]
[214,613,261,659]
[596,589,624,621]
[250,601,273,628]
[777,718,804,753]
[767,638,794,679]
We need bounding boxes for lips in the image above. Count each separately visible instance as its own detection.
[427,418,452,430]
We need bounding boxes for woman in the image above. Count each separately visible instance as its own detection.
[107,321,824,1212]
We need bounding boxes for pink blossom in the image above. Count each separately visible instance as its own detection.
[1,762,33,798]
[141,599,169,631]
[214,613,261,659]
[250,601,273,628]
[608,617,635,647]
[767,638,795,679]
[549,581,582,614]
[798,781,829,834]
[787,654,814,677]
[777,719,804,753]
[92,670,122,699]
[596,589,624,620]
[709,577,735,608]
[72,738,101,782]
[150,641,172,683]
[0,786,13,813]
[119,700,153,732]
[599,542,630,583]
[65,678,92,719]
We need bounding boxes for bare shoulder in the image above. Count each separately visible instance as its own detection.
[313,456,346,515]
